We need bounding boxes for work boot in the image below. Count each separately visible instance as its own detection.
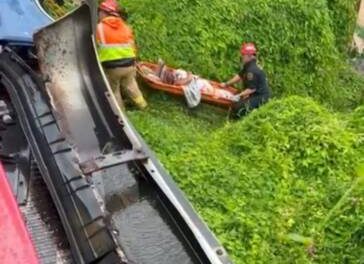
[134,95,148,110]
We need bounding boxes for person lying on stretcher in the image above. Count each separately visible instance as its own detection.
[139,59,193,85]
[139,60,240,102]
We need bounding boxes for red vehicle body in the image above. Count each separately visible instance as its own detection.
[0,163,39,264]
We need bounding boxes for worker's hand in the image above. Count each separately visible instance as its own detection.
[220,82,227,88]
[232,94,241,102]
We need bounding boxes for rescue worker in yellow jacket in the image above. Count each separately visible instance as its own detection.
[96,0,147,110]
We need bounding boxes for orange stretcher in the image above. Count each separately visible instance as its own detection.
[136,62,239,108]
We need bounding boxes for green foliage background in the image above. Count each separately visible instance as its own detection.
[327,0,360,52]
[128,95,364,264]
[41,0,76,18]
[44,0,364,263]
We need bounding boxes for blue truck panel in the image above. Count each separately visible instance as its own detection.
[0,0,51,44]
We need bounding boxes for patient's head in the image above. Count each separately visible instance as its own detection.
[175,69,188,81]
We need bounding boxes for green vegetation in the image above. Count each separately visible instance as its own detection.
[45,1,364,263]
[327,0,360,52]
[41,0,76,18]
[126,1,364,262]
[129,95,364,263]
[349,105,364,133]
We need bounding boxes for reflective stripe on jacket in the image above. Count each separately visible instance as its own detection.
[96,16,136,62]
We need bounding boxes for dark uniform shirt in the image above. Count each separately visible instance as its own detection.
[238,59,270,97]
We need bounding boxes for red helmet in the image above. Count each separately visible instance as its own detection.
[240,42,257,55]
[99,0,120,14]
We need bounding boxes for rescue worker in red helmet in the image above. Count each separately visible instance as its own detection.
[222,42,271,118]
[96,0,147,110]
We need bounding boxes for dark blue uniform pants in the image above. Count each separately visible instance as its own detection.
[231,94,269,119]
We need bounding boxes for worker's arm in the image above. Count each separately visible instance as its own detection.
[131,40,138,55]
[235,70,258,99]
[127,24,138,56]
[95,23,103,44]
[237,88,256,97]
[222,74,241,87]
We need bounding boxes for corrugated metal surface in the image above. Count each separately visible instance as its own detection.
[20,161,73,264]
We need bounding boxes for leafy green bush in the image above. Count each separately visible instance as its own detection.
[128,92,226,159]
[41,0,76,18]
[348,105,364,157]
[130,96,364,263]
[327,0,360,52]
[349,105,364,132]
